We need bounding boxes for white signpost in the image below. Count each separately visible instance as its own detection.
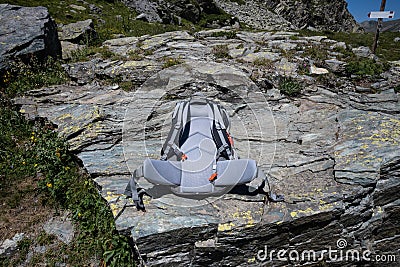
[369,0,397,54]
[368,11,395,19]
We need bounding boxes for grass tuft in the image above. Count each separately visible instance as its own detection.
[279,76,303,96]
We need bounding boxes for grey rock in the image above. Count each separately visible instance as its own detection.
[395,37,400,42]
[0,233,25,256]
[330,41,347,50]
[89,4,102,14]
[274,58,298,74]
[122,0,164,23]
[269,40,297,51]
[60,41,85,60]
[69,4,86,11]
[58,19,97,44]
[215,0,293,31]
[260,0,362,32]
[352,46,372,58]
[215,0,361,32]
[241,51,280,62]
[136,13,149,22]
[122,0,221,25]
[43,214,74,245]
[325,59,346,72]
[301,36,327,42]
[103,36,140,56]
[0,4,61,71]
[310,65,329,75]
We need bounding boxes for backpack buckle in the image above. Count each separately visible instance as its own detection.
[181,154,187,161]
[209,172,217,182]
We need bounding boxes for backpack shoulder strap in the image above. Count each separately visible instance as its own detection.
[210,102,235,160]
[161,100,189,161]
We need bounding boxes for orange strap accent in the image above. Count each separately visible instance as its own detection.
[209,173,218,182]
[181,154,187,161]
[227,132,234,146]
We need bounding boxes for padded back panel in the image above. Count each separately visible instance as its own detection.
[214,159,258,186]
[180,138,216,193]
[143,158,181,185]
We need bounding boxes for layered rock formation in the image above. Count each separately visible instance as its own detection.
[15,29,400,266]
[121,0,224,24]
[0,4,61,71]
[361,19,400,33]
[215,0,362,32]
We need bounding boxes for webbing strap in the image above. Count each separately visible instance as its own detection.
[257,168,285,202]
[161,101,185,160]
[124,166,146,211]
[212,103,233,160]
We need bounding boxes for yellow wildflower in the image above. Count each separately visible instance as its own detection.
[47,183,52,188]
[55,149,61,158]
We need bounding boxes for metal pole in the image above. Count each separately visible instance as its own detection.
[372,0,387,54]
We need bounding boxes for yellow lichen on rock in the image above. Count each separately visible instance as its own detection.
[218,222,235,232]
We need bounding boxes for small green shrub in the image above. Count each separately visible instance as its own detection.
[119,81,135,91]
[253,57,274,69]
[69,46,120,62]
[1,56,68,98]
[303,45,329,63]
[345,59,389,77]
[228,0,245,5]
[128,49,145,61]
[162,57,184,68]
[279,76,302,96]
[199,13,232,28]
[210,31,237,39]
[298,62,310,75]
[394,84,400,93]
[212,44,230,59]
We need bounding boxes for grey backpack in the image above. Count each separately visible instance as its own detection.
[125,93,283,210]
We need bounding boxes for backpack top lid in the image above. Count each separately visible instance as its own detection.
[161,94,234,161]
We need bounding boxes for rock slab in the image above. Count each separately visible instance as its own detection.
[0,4,61,71]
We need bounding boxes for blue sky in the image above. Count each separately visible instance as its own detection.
[346,0,399,22]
